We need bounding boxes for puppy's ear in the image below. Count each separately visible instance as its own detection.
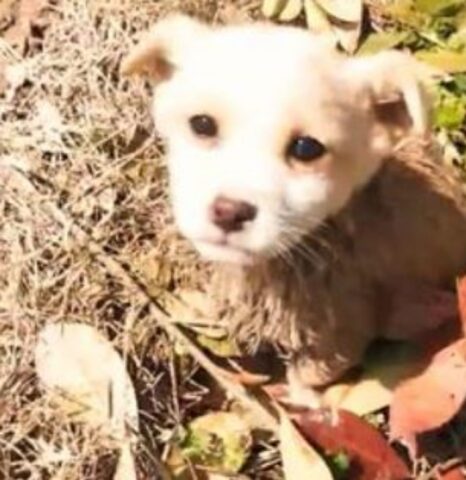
[120,14,207,82]
[345,51,432,139]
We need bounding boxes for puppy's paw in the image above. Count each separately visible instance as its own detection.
[286,365,323,409]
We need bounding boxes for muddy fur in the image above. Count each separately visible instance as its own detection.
[122,16,466,387]
[210,138,466,386]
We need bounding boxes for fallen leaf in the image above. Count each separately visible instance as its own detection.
[278,407,333,480]
[440,465,466,480]
[315,0,362,22]
[332,19,362,54]
[385,0,426,29]
[197,335,242,357]
[358,31,410,55]
[414,0,465,16]
[416,50,466,74]
[265,342,421,417]
[35,323,139,480]
[181,412,252,474]
[278,0,303,21]
[291,408,410,480]
[261,0,288,18]
[390,338,466,455]
[434,91,466,130]
[304,0,332,33]
[457,276,466,334]
[324,342,422,416]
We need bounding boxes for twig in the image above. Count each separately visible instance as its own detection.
[15,167,279,434]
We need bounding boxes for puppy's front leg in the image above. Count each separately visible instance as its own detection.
[285,327,371,408]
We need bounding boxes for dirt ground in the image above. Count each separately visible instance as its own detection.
[0,1,280,478]
[2,0,466,479]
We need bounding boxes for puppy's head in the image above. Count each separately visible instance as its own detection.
[123,15,430,266]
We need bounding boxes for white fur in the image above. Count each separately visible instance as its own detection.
[124,16,427,265]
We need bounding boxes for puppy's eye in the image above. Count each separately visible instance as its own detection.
[287,136,326,163]
[189,114,218,137]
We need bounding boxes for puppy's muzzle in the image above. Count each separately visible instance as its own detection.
[209,196,257,233]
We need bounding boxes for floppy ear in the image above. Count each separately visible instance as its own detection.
[346,51,432,140]
[120,14,207,82]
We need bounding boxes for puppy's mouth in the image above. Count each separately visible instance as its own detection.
[194,238,256,266]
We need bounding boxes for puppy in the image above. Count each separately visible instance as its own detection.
[122,15,466,387]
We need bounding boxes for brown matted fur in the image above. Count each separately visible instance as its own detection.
[210,139,466,385]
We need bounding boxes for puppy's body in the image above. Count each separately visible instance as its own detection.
[213,140,466,384]
[123,17,466,385]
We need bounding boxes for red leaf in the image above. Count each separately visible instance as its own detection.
[390,339,466,455]
[290,407,409,480]
[457,276,466,336]
[440,465,466,480]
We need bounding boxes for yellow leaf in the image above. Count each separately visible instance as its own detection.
[262,0,289,18]
[416,50,466,74]
[324,378,392,416]
[278,407,333,480]
[357,31,409,56]
[35,323,139,480]
[279,0,303,21]
[304,0,332,33]
[323,342,422,416]
[184,412,252,474]
[315,0,363,22]
[332,20,362,54]
[197,334,241,357]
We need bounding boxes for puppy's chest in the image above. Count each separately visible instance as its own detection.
[204,148,466,351]
[208,243,362,351]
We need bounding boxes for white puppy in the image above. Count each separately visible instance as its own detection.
[122,16,466,387]
[122,15,426,264]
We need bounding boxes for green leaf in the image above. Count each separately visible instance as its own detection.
[197,334,241,357]
[434,91,466,129]
[416,49,466,73]
[452,73,466,93]
[328,451,351,479]
[414,0,465,16]
[181,412,252,474]
[386,0,426,28]
[358,30,409,55]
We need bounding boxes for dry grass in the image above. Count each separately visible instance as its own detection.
[0,0,278,478]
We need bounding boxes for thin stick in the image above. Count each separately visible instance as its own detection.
[16,167,279,433]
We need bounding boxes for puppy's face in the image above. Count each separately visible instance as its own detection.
[123,16,428,265]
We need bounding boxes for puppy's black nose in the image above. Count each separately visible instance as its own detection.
[209,196,257,233]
